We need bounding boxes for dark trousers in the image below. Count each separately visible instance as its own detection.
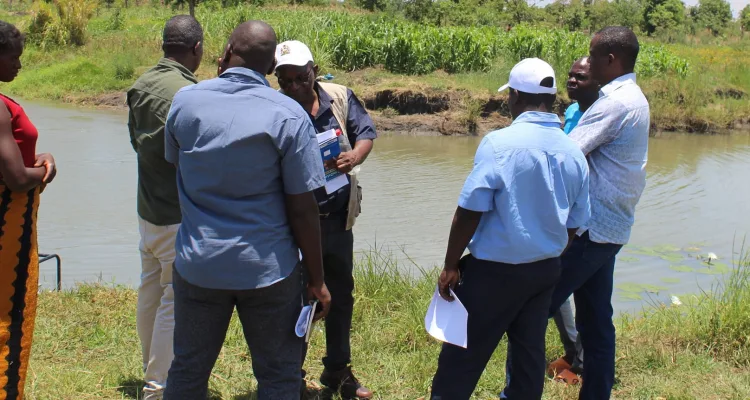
[504,231,622,400]
[165,267,304,400]
[549,232,622,400]
[302,215,355,372]
[430,254,561,400]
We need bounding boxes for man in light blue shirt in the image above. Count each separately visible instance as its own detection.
[548,55,601,383]
[430,58,590,400]
[511,26,650,400]
[163,21,331,400]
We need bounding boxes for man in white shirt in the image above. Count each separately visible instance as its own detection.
[504,26,649,400]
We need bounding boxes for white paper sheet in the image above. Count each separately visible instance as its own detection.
[424,286,468,348]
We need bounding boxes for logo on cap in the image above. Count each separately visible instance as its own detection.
[280,44,291,56]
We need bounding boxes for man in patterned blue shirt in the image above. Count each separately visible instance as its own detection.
[507,26,650,400]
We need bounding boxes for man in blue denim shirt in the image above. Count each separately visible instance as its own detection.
[163,21,331,400]
[430,58,590,400]
[274,41,376,399]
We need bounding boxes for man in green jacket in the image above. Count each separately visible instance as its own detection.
[126,15,203,400]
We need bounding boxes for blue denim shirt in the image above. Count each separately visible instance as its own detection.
[308,83,377,215]
[459,111,591,265]
[165,68,326,290]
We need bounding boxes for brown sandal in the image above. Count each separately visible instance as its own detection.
[554,369,582,385]
[546,357,572,377]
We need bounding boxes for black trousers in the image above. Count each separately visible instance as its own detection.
[303,214,355,371]
[430,254,561,400]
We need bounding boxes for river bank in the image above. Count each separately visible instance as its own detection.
[27,253,750,399]
[0,5,749,135]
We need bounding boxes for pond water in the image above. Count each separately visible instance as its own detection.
[29,101,750,313]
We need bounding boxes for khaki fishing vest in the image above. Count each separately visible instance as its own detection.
[317,82,361,231]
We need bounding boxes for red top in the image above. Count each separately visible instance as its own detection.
[0,94,38,168]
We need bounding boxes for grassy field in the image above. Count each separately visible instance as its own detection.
[0,4,748,133]
[25,249,750,399]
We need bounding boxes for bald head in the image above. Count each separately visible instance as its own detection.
[225,20,277,74]
[573,56,589,68]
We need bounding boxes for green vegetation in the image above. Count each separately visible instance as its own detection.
[0,3,748,133]
[26,251,750,398]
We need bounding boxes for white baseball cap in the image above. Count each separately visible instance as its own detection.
[275,40,314,70]
[497,58,557,95]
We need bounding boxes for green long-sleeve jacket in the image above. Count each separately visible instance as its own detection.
[127,58,197,226]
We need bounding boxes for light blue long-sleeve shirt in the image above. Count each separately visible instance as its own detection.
[569,73,650,245]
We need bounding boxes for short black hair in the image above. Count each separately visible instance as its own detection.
[594,26,639,71]
[0,20,24,55]
[162,15,203,55]
[516,76,556,109]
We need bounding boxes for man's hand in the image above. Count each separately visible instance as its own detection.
[307,281,332,321]
[335,151,360,174]
[438,266,460,302]
[34,153,56,183]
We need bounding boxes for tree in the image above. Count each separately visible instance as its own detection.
[643,0,686,34]
[742,5,750,32]
[694,0,732,35]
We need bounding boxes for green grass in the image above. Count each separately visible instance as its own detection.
[0,4,748,131]
[26,250,750,399]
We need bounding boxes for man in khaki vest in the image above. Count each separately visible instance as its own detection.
[275,40,375,400]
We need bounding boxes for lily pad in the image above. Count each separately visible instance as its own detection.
[699,262,730,274]
[615,283,667,294]
[628,248,659,257]
[616,283,646,293]
[618,256,640,263]
[659,253,685,263]
[684,246,701,252]
[653,245,681,253]
[670,265,695,273]
[697,267,723,275]
[642,284,668,293]
[660,277,681,284]
[618,292,643,301]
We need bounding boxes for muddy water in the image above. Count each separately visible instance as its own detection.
[29,101,750,313]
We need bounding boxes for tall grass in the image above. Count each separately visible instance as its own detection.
[190,6,689,77]
[23,249,750,399]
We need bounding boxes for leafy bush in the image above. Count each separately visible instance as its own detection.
[26,0,96,47]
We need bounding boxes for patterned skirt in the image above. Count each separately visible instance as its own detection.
[0,184,40,400]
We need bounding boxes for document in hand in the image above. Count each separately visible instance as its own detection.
[317,129,349,194]
[424,286,468,348]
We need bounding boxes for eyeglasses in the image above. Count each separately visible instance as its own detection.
[277,67,313,88]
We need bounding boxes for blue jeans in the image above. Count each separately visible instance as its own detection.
[164,267,304,400]
[503,231,621,400]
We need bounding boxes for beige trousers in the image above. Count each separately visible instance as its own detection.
[136,217,179,400]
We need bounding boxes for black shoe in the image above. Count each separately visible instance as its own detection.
[320,366,373,399]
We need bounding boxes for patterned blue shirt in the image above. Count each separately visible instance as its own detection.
[569,73,650,245]
[459,111,591,265]
[165,68,326,290]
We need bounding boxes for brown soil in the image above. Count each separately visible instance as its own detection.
[61,88,750,136]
